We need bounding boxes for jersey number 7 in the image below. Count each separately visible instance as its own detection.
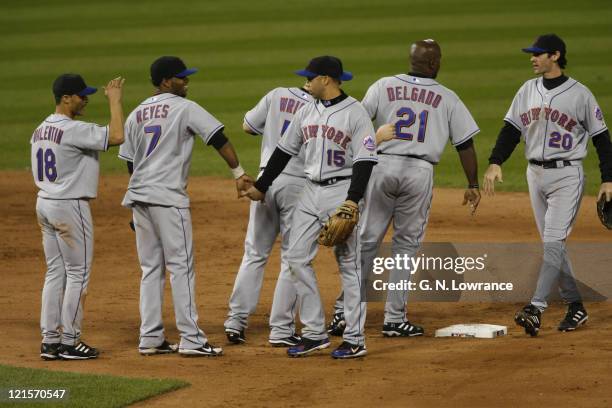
[395,107,429,142]
[145,125,162,157]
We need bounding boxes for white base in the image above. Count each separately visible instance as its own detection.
[434,324,507,339]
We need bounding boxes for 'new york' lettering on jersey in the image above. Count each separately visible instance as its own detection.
[278,95,377,181]
[361,74,479,164]
[119,93,223,208]
[244,87,311,177]
[31,113,109,199]
[505,77,607,161]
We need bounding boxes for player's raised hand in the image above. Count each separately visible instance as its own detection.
[236,174,254,198]
[597,182,612,202]
[462,187,481,215]
[483,164,503,196]
[241,185,265,202]
[104,77,125,101]
[375,124,396,145]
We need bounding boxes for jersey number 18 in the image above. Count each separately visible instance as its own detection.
[36,148,57,182]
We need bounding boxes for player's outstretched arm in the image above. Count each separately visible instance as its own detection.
[457,140,480,215]
[483,164,503,196]
[104,77,125,146]
[216,140,253,198]
[484,121,520,196]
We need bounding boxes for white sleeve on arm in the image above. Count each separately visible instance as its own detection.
[449,99,480,146]
[244,90,273,135]
[66,121,109,152]
[187,101,224,143]
[361,81,380,120]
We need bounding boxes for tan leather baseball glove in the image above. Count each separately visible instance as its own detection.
[318,200,359,247]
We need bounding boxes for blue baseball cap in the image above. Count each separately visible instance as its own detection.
[296,56,353,81]
[53,74,97,98]
[151,56,198,86]
[522,34,566,55]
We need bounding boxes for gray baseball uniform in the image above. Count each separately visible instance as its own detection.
[505,77,607,310]
[32,113,109,346]
[119,93,223,350]
[225,87,310,341]
[334,74,479,324]
[279,95,377,346]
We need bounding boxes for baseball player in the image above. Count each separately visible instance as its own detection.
[119,56,253,357]
[34,74,125,360]
[224,85,311,346]
[243,56,377,359]
[326,40,481,338]
[483,34,612,336]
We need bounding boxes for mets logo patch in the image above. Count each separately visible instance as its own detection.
[595,106,604,121]
[363,135,376,151]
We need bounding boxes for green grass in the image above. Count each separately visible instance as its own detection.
[1,0,611,193]
[0,364,188,407]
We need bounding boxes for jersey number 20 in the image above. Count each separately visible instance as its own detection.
[548,131,573,150]
[395,107,429,142]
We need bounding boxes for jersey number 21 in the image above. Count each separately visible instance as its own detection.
[395,107,429,142]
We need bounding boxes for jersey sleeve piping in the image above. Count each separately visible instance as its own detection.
[243,116,263,135]
[203,124,224,144]
[353,157,378,164]
[451,128,480,146]
[504,117,522,131]
[277,143,299,156]
[591,126,609,138]
[118,153,133,161]
[103,125,109,151]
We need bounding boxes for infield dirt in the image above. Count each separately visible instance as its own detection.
[1,172,611,407]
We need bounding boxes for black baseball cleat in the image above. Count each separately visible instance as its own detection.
[327,312,346,336]
[331,341,367,359]
[287,337,330,357]
[40,343,61,360]
[139,340,179,356]
[514,304,542,337]
[269,335,301,347]
[558,302,588,332]
[225,328,246,344]
[59,341,99,360]
[382,320,424,337]
[179,342,223,357]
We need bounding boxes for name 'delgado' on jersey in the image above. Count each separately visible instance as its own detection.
[386,86,443,108]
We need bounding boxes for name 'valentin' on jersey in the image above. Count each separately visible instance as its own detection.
[31,114,110,199]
